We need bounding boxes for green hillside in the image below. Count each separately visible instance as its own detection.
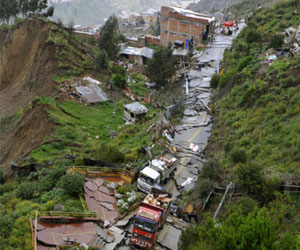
[180,0,300,249]
[52,0,171,25]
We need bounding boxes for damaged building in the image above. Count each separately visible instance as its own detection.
[119,46,154,65]
[123,102,148,123]
[160,6,215,47]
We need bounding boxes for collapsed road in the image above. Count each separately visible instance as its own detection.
[32,23,246,250]
[113,22,247,250]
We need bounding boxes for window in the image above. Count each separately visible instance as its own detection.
[170,32,177,36]
[194,22,203,27]
[134,217,157,233]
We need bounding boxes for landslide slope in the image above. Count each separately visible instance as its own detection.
[0,18,57,121]
[0,18,93,175]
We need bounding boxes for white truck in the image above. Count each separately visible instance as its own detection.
[137,152,178,193]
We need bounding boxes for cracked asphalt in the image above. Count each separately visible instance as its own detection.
[114,22,246,250]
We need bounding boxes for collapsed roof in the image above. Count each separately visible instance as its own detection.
[75,82,109,104]
[124,102,149,114]
[120,46,154,59]
[167,6,215,23]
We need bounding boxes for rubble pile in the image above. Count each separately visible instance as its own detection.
[57,76,108,104]
[284,24,300,54]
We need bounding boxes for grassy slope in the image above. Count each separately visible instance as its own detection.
[180,1,300,249]
[0,19,161,249]
[29,97,159,166]
[211,0,300,176]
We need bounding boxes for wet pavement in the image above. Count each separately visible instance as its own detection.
[151,23,246,250]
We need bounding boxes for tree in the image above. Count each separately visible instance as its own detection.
[146,46,176,87]
[95,50,109,70]
[57,173,85,197]
[99,15,121,60]
[0,0,19,23]
[0,0,53,24]
[112,74,126,89]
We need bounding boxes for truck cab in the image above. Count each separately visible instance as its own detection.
[137,153,177,193]
[137,167,161,193]
[131,193,172,249]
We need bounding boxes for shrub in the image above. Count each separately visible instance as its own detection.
[112,64,126,76]
[245,29,262,43]
[280,77,297,88]
[269,34,284,49]
[37,166,66,193]
[179,226,200,250]
[230,148,247,163]
[237,56,252,71]
[0,169,4,184]
[112,74,126,89]
[219,70,235,88]
[194,178,212,200]
[16,182,35,200]
[235,163,264,196]
[92,143,125,164]
[57,173,85,197]
[96,50,109,70]
[211,74,220,89]
[200,159,221,181]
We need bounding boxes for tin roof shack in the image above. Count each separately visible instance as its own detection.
[124,102,148,123]
[75,81,109,104]
[119,46,154,65]
[160,6,215,47]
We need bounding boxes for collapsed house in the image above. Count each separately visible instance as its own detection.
[31,216,125,250]
[123,102,148,123]
[59,76,109,104]
[75,82,109,104]
[119,46,154,65]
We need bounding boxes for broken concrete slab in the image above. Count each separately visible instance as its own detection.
[105,226,125,250]
[84,179,119,224]
[157,224,181,250]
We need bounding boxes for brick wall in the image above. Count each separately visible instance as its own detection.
[160,6,213,47]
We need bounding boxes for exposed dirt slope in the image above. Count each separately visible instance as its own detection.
[0,18,95,176]
[0,18,59,175]
[0,103,55,175]
[0,18,58,121]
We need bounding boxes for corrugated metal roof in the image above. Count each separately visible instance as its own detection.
[169,6,215,23]
[36,221,105,248]
[120,46,154,59]
[124,102,148,114]
[76,83,109,104]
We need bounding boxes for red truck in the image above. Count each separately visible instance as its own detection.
[130,191,172,249]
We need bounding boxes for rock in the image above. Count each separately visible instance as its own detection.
[54,204,64,211]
